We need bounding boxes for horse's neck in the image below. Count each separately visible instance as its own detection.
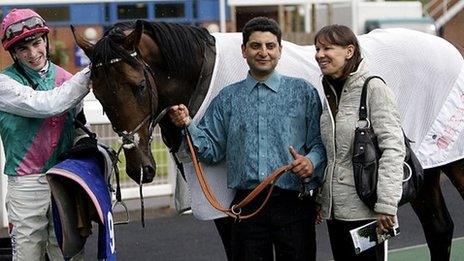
[183,44,216,117]
[151,35,216,152]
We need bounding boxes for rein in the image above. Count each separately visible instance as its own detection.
[112,107,169,228]
[113,106,169,157]
[184,129,291,220]
[74,120,130,225]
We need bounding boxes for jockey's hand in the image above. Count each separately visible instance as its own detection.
[169,104,192,127]
[289,146,314,179]
[58,135,98,161]
[377,214,396,233]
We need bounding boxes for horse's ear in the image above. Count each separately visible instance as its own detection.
[124,20,144,50]
[71,25,94,58]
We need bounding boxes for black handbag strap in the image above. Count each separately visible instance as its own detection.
[359,76,386,121]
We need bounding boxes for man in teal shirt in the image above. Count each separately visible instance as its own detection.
[170,17,326,260]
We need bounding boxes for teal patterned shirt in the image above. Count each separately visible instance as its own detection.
[188,71,326,191]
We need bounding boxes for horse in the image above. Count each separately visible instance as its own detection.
[74,20,464,260]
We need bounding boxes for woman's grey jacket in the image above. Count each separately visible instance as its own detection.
[316,61,406,220]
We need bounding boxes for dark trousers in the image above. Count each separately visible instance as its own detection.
[214,217,233,261]
[327,219,385,261]
[230,188,316,261]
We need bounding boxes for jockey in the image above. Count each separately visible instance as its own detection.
[0,8,90,260]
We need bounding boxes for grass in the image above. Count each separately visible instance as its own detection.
[390,237,464,260]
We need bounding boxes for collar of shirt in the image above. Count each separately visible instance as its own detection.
[38,62,50,78]
[22,61,49,79]
[245,70,281,93]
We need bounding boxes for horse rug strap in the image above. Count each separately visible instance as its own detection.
[46,157,116,261]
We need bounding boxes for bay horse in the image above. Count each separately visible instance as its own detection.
[74,20,464,260]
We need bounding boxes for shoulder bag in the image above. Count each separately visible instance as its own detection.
[352,76,424,209]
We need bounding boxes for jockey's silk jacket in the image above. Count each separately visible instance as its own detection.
[0,68,89,118]
[0,62,78,176]
[317,61,406,220]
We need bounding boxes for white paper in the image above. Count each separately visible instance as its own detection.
[350,217,400,255]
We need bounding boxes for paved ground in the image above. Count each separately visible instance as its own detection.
[0,176,462,260]
[81,176,463,260]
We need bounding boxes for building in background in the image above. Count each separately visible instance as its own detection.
[0,0,229,72]
[425,0,464,54]
[1,0,461,73]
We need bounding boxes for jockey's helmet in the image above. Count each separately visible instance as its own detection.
[1,9,49,50]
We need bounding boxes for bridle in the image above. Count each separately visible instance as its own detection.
[93,49,169,227]
[93,51,168,161]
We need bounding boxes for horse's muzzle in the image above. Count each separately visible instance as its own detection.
[142,165,156,183]
[126,164,156,184]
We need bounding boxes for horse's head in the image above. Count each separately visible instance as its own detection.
[73,20,216,184]
[74,21,160,183]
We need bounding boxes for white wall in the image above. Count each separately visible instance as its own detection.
[309,1,423,34]
[314,3,353,32]
[356,2,424,34]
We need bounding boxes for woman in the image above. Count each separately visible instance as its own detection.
[314,25,405,260]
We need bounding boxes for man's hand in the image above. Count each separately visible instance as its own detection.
[289,146,314,179]
[169,104,191,127]
[377,214,396,233]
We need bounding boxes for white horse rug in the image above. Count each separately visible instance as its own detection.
[178,28,464,220]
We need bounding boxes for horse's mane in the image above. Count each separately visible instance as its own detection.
[143,21,215,79]
[95,20,215,81]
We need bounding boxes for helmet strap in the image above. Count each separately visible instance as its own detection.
[10,55,39,90]
[45,34,50,61]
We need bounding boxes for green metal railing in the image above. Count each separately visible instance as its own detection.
[89,124,171,188]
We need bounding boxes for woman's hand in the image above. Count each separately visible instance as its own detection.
[377,214,396,233]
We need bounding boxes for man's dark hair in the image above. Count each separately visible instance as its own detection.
[242,17,282,46]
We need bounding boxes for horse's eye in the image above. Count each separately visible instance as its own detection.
[136,79,147,93]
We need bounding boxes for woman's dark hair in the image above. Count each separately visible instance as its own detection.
[242,17,282,46]
[314,24,362,79]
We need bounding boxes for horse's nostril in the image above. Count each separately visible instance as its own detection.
[142,165,156,183]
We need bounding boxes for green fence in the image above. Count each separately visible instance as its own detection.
[90,124,172,188]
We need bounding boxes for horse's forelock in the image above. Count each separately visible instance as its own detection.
[90,24,140,80]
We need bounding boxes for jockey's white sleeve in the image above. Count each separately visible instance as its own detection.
[0,67,90,118]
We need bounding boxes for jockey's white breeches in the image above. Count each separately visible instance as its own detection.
[6,174,63,261]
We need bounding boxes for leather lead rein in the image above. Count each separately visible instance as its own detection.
[184,128,291,220]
